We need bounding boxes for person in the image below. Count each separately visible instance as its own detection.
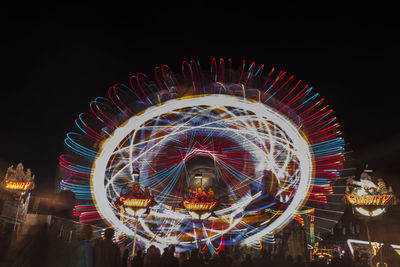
[241,254,253,267]
[131,182,144,198]
[185,250,202,267]
[348,170,378,195]
[161,247,170,267]
[197,187,208,202]
[93,228,121,267]
[230,253,241,267]
[0,229,12,263]
[377,178,389,194]
[161,245,179,267]
[179,251,190,267]
[329,251,342,267]
[207,188,215,201]
[120,240,129,267]
[121,184,131,197]
[356,253,370,267]
[293,255,305,267]
[341,250,354,267]
[144,186,151,198]
[144,245,161,267]
[283,255,293,267]
[131,249,144,267]
[76,224,93,267]
[2,223,49,266]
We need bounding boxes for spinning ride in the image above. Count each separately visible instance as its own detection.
[1,163,36,231]
[345,167,396,217]
[344,167,397,266]
[59,59,345,251]
[183,186,218,249]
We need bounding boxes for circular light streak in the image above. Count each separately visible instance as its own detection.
[92,94,313,247]
[59,58,346,251]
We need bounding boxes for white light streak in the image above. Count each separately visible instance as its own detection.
[91,94,313,248]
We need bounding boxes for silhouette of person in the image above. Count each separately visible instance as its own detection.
[93,228,121,267]
[76,224,93,267]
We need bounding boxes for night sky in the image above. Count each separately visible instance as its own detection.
[1,6,399,198]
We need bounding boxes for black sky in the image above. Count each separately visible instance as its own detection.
[0,6,399,194]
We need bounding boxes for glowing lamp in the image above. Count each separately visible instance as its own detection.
[194,173,203,187]
[131,171,140,181]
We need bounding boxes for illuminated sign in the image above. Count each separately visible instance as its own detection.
[119,197,151,208]
[5,180,33,191]
[183,200,217,211]
[346,194,392,206]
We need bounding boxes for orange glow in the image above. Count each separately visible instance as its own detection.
[5,180,33,191]
[120,197,151,208]
[294,214,304,226]
[346,194,392,206]
[314,252,333,259]
[183,200,217,211]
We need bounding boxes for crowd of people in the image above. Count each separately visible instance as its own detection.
[70,224,373,267]
[120,182,154,200]
[0,222,383,267]
[185,187,215,203]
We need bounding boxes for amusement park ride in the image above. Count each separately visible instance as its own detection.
[113,171,156,255]
[0,163,35,231]
[2,163,35,193]
[59,58,347,256]
[183,176,218,250]
[345,166,396,218]
[343,166,398,266]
